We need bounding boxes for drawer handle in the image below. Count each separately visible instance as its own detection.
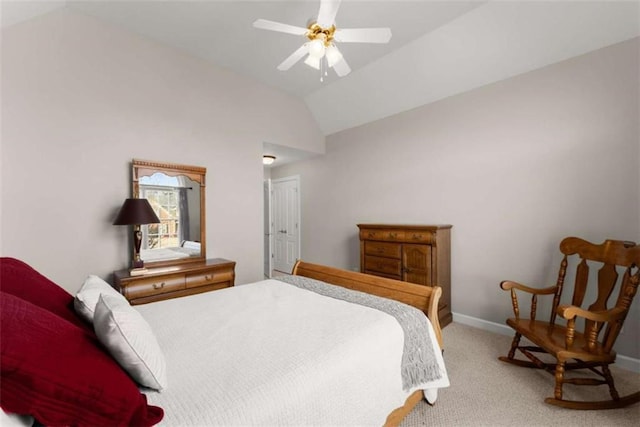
[152,282,166,290]
[388,233,397,239]
[205,275,213,281]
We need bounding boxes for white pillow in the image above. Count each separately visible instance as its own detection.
[0,409,33,427]
[93,294,167,391]
[74,275,127,324]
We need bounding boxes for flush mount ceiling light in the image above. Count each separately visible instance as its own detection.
[253,0,391,81]
[263,155,276,165]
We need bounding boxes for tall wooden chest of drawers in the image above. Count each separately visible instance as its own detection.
[114,258,235,305]
[358,224,452,326]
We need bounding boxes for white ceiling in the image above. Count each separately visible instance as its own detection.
[2,1,639,150]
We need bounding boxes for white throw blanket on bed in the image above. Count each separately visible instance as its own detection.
[136,279,449,426]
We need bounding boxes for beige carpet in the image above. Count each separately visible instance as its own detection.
[401,323,640,426]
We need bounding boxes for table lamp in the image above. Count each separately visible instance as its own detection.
[113,198,160,274]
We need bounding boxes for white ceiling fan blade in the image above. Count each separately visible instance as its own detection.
[253,19,308,36]
[334,27,392,43]
[332,57,351,77]
[316,0,342,28]
[277,44,310,71]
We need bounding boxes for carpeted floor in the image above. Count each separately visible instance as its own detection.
[401,323,640,426]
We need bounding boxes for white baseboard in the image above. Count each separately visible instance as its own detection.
[451,312,640,373]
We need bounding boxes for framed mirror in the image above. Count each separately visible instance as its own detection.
[132,159,206,267]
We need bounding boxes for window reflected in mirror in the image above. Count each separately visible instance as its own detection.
[139,173,201,262]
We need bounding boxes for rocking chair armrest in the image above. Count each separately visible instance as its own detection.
[500,281,557,320]
[500,280,557,295]
[557,305,626,323]
[556,306,627,351]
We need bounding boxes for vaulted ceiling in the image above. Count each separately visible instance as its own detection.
[3,1,639,138]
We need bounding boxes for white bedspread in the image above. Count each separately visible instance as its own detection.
[136,279,449,426]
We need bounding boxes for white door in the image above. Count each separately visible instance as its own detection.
[272,176,300,273]
[263,179,272,279]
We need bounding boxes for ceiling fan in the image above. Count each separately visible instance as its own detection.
[253,0,392,81]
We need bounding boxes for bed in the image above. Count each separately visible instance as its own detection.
[140,241,201,262]
[0,258,448,426]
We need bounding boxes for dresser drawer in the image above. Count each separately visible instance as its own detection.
[123,274,185,300]
[361,229,405,242]
[364,241,401,259]
[186,269,234,289]
[404,230,434,244]
[364,255,402,276]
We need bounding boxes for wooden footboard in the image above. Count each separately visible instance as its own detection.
[384,390,424,427]
[291,260,443,349]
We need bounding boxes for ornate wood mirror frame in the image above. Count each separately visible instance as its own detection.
[132,159,206,268]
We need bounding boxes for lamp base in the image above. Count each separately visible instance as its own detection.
[129,268,149,277]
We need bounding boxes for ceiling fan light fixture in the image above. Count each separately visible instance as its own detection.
[304,54,321,70]
[308,37,326,58]
[325,44,342,67]
[263,155,276,165]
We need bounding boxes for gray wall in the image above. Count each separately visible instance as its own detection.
[1,9,324,288]
[273,38,640,358]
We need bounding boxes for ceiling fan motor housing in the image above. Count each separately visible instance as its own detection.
[306,23,336,46]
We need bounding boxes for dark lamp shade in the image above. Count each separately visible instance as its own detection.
[113,198,160,226]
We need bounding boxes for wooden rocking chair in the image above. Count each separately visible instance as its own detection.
[499,237,640,410]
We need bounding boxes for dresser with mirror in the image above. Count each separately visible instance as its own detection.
[114,159,235,304]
